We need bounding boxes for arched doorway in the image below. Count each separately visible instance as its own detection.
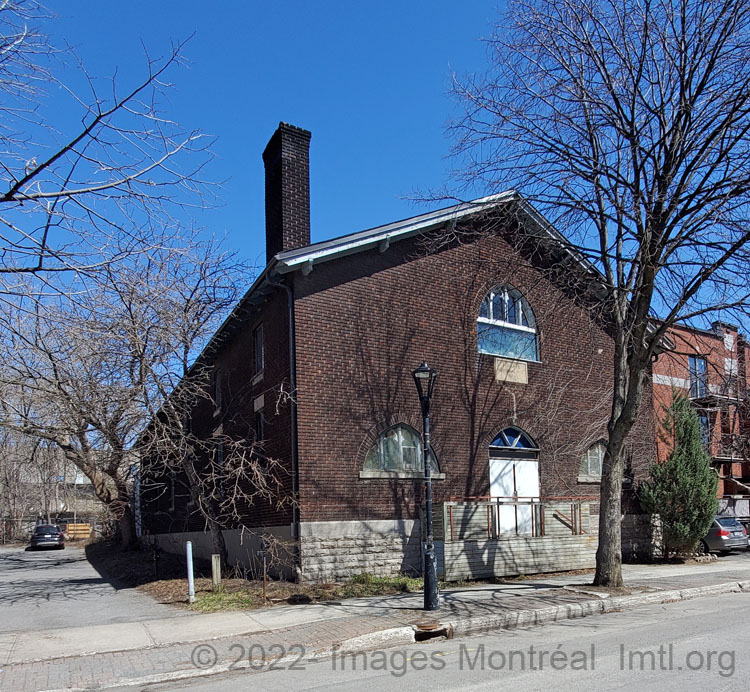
[489,427,540,535]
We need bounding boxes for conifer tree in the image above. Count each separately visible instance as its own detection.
[640,396,718,556]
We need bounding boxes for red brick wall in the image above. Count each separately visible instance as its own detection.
[652,322,750,496]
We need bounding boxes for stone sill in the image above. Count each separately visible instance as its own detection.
[359,470,446,480]
[578,476,632,487]
[479,352,542,365]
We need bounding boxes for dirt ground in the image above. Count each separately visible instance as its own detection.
[85,541,430,612]
[85,542,712,613]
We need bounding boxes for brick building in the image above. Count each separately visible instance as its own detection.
[141,123,657,581]
[652,322,750,520]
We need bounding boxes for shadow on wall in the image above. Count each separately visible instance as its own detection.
[144,526,296,581]
[440,534,598,582]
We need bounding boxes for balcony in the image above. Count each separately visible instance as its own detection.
[689,378,744,407]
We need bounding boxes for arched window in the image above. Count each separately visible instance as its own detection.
[489,427,539,458]
[363,424,439,473]
[477,285,539,361]
[580,441,606,480]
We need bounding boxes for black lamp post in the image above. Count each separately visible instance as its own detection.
[413,361,439,611]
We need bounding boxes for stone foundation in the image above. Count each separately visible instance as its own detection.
[148,512,660,584]
[438,533,598,581]
[621,513,662,561]
[298,520,421,582]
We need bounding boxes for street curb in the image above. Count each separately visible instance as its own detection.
[31,578,750,692]
[444,579,749,638]
[335,626,417,653]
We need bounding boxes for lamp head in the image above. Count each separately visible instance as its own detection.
[412,361,437,402]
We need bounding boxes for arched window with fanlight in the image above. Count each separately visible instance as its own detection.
[477,285,539,361]
[360,424,440,478]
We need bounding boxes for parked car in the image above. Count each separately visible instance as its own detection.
[700,516,748,554]
[28,524,65,550]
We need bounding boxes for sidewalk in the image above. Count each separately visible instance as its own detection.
[3,558,750,692]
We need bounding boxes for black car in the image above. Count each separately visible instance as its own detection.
[28,524,65,550]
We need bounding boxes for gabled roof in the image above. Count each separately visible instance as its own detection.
[140,191,610,436]
[273,191,600,279]
[197,191,605,365]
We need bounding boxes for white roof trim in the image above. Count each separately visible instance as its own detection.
[273,191,517,273]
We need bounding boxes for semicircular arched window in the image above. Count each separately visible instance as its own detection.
[363,424,439,474]
[477,285,539,361]
[490,427,537,450]
[489,427,539,461]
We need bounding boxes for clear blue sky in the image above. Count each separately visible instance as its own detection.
[48,2,501,268]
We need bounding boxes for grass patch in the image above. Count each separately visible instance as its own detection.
[338,573,424,598]
[143,572,450,613]
[136,570,497,612]
[191,590,256,613]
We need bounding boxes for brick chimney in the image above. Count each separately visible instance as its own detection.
[263,122,312,264]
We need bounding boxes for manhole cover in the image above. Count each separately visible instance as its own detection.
[414,621,441,631]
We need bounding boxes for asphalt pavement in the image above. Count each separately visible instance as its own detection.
[149,590,750,691]
[0,545,188,633]
[3,548,750,691]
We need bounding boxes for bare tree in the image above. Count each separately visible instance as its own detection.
[0,429,72,537]
[0,236,279,551]
[0,2,211,297]
[138,379,291,570]
[0,429,40,538]
[450,0,750,585]
[0,4,282,561]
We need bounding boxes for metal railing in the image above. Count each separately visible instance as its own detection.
[439,496,596,542]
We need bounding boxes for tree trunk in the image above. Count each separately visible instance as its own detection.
[180,454,229,572]
[594,325,648,587]
[594,432,627,586]
[209,519,228,573]
[118,505,136,549]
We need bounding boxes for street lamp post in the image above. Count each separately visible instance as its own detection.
[413,361,439,611]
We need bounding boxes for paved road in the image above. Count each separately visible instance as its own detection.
[143,590,750,691]
[0,545,187,633]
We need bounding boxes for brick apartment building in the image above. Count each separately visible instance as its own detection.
[141,123,657,581]
[652,322,750,521]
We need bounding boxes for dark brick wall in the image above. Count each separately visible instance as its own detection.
[143,213,657,535]
[207,289,295,527]
[291,224,656,524]
[141,288,295,534]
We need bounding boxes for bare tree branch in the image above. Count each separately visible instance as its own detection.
[449,0,750,585]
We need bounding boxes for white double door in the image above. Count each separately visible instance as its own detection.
[489,457,540,535]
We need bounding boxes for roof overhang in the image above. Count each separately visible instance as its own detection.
[273,191,515,274]
[271,191,603,286]
[197,191,611,365]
